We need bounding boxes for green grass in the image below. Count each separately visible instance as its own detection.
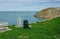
[0,17,60,39]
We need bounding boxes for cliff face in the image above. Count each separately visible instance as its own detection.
[34,8,60,20]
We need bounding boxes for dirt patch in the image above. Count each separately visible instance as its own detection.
[18,35,29,39]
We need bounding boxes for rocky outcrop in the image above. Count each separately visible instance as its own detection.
[34,8,60,20]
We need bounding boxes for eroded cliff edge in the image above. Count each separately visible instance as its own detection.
[34,8,60,20]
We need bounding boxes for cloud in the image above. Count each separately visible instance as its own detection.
[0,0,60,11]
[55,0,60,1]
[0,0,51,3]
[39,0,50,2]
[0,0,60,3]
[0,0,39,2]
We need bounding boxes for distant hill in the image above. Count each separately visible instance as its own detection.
[34,8,60,20]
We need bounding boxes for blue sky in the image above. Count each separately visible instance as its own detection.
[0,0,60,11]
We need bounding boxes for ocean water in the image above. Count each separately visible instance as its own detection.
[0,11,43,25]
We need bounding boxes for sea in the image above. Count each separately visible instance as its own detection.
[0,11,43,25]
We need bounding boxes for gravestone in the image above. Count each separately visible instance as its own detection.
[23,20,30,29]
[16,17,22,27]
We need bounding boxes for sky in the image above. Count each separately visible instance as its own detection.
[0,0,60,11]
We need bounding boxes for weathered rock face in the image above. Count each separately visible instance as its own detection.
[34,8,60,20]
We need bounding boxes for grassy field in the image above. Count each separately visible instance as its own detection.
[0,17,60,39]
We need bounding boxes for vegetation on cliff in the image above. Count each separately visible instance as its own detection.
[34,8,60,20]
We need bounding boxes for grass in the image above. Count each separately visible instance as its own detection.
[0,17,60,39]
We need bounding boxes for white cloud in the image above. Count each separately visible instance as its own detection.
[39,0,50,2]
[0,0,39,2]
[0,0,60,11]
[0,0,51,2]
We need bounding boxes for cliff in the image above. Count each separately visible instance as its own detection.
[34,8,60,20]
